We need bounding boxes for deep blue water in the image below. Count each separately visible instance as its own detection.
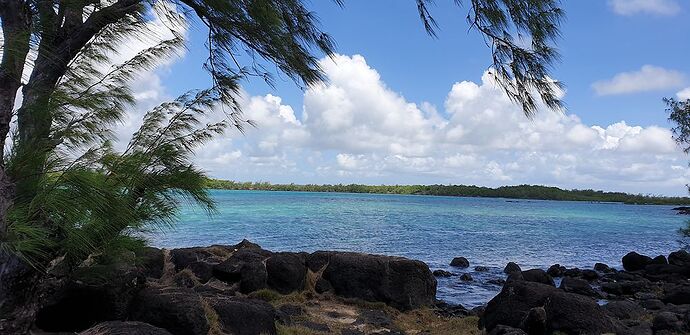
[148,190,688,308]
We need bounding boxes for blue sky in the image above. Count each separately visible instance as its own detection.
[124,0,690,195]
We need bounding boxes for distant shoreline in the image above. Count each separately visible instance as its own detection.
[204,179,690,206]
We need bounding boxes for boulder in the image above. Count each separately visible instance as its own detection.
[652,312,684,333]
[35,263,145,332]
[651,255,668,265]
[450,257,470,268]
[503,262,521,274]
[594,262,612,272]
[481,280,558,331]
[520,307,546,335]
[521,269,555,286]
[129,287,210,335]
[668,250,690,267]
[135,247,165,279]
[169,246,229,272]
[474,266,490,272]
[213,248,272,293]
[604,300,646,320]
[546,264,566,277]
[661,284,690,305]
[563,267,582,278]
[622,252,653,271]
[481,280,614,334]
[581,269,599,281]
[307,251,436,311]
[206,296,277,335]
[543,290,615,334]
[265,252,307,294]
[79,321,173,335]
[559,277,598,297]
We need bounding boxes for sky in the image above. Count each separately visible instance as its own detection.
[115,0,690,196]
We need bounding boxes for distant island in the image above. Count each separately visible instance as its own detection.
[204,179,690,205]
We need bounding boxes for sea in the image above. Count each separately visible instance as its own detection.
[147,190,688,308]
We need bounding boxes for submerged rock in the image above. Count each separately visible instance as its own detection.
[432,269,453,277]
[450,257,470,268]
[459,273,473,281]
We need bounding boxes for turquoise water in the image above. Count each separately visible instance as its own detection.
[149,190,688,307]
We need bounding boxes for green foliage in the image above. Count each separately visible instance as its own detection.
[417,0,564,117]
[666,98,690,154]
[205,180,690,206]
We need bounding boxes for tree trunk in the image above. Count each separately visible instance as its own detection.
[0,250,41,334]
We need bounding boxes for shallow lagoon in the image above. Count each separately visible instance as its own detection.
[148,190,687,307]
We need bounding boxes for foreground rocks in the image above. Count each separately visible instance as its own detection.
[481,248,690,335]
[31,240,438,335]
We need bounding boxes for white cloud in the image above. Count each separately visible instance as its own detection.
[592,65,685,96]
[116,53,690,196]
[677,87,690,100]
[609,0,681,16]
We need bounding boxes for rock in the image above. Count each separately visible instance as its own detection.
[299,322,330,332]
[643,264,689,282]
[559,276,598,297]
[604,300,646,320]
[170,246,229,272]
[265,252,307,294]
[79,321,173,335]
[487,278,506,286]
[185,261,215,283]
[543,290,615,334]
[136,247,165,279]
[35,263,145,332]
[474,266,490,272]
[481,280,558,331]
[563,267,582,278]
[434,301,470,318]
[651,255,668,265]
[639,299,665,310]
[213,248,272,293]
[652,312,683,333]
[520,307,546,335]
[306,251,436,311]
[171,269,200,288]
[622,252,653,271]
[450,257,470,268]
[487,325,528,335]
[581,269,599,281]
[601,280,649,296]
[504,262,521,274]
[206,296,277,335]
[432,269,453,277]
[661,285,690,305]
[481,280,614,334]
[668,250,690,267]
[129,287,210,335]
[594,263,612,272]
[459,273,473,281]
[354,309,394,328]
[521,269,555,286]
[547,264,566,277]
[276,304,306,325]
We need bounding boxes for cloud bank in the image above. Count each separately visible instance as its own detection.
[592,65,685,96]
[124,54,690,196]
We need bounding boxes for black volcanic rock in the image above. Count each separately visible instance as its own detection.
[450,257,470,268]
[503,262,521,274]
[622,252,653,271]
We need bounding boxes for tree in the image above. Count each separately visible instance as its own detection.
[667,98,690,249]
[0,0,564,331]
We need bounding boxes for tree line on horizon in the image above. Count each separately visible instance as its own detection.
[204,179,690,205]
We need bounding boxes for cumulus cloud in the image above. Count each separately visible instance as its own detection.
[118,53,690,195]
[677,87,690,100]
[609,0,681,16]
[592,65,685,96]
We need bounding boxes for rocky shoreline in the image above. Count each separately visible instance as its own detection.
[6,240,690,334]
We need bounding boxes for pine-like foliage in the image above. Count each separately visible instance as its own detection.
[417,0,564,117]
